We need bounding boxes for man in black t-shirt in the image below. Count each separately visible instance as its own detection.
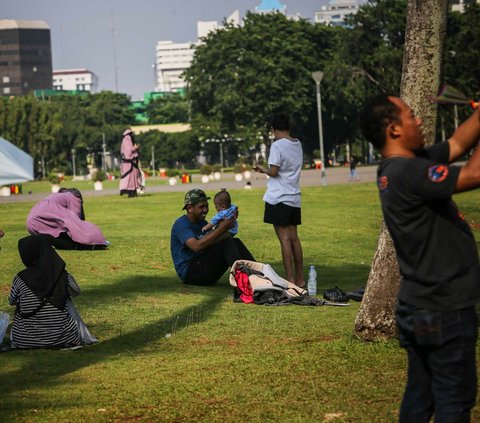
[360,95,480,422]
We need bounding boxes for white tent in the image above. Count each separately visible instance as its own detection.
[0,136,34,185]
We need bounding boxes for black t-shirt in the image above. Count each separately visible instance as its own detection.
[377,141,480,310]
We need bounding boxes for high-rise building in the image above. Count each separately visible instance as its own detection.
[315,0,361,27]
[53,69,99,92]
[0,19,53,96]
[154,11,240,93]
[155,41,195,93]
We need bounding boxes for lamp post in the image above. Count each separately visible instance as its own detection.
[101,133,107,172]
[311,71,327,185]
[71,148,76,178]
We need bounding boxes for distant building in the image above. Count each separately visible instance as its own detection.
[450,0,480,12]
[154,11,240,93]
[255,0,287,15]
[155,41,195,93]
[53,69,99,92]
[197,20,220,40]
[315,0,361,27]
[0,19,53,96]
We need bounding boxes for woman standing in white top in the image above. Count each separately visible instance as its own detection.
[254,113,305,288]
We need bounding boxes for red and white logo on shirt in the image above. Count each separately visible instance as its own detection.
[428,165,448,182]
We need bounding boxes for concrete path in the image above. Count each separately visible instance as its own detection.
[0,165,377,204]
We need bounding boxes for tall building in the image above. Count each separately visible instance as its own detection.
[315,0,361,27]
[154,11,240,93]
[53,69,99,92]
[255,0,287,15]
[155,41,195,93]
[450,0,480,12]
[0,19,53,96]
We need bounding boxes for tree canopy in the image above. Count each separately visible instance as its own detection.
[185,12,339,158]
[1,1,479,174]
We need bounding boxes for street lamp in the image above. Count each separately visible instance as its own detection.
[71,148,76,178]
[311,71,327,185]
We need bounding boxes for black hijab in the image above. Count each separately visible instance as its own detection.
[17,235,69,310]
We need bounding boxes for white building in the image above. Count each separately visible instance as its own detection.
[315,0,361,27]
[451,0,480,12]
[154,11,240,93]
[52,69,98,92]
[154,41,195,93]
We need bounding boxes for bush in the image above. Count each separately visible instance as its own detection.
[166,169,180,177]
[48,174,61,185]
[93,169,107,182]
[200,164,212,175]
[233,162,251,173]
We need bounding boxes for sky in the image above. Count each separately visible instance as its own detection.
[2,0,342,100]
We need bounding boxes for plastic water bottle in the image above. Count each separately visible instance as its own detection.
[308,265,317,296]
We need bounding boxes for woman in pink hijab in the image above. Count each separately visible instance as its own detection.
[119,128,140,197]
[26,188,108,250]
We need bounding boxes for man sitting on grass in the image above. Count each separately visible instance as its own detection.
[170,189,255,286]
[360,95,480,423]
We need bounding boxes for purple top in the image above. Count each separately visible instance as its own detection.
[26,192,107,246]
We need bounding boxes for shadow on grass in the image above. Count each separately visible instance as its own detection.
[0,261,370,418]
[0,274,227,402]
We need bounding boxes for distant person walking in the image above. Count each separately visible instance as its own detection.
[120,128,140,197]
[254,113,305,288]
[349,155,360,181]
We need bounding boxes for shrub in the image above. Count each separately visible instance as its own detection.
[48,174,61,185]
[200,164,212,175]
[233,162,251,173]
[166,169,180,177]
[93,169,107,182]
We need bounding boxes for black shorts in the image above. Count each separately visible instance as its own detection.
[264,202,301,226]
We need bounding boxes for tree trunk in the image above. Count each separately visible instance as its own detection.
[354,0,448,341]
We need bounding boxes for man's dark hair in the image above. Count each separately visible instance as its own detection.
[270,113,291,131]
[359,95,401,150]
[214,189,231,208]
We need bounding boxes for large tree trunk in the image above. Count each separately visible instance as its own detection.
[354,0,448,341]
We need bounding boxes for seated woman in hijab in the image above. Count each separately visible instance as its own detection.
[26,188,108,250]
[8,235,97,350]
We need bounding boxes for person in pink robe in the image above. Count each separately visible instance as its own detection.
[119,128,140,197]
[26,188,108,250]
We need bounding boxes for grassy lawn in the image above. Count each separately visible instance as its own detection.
[18,176,172,195]
[0,183,479,422]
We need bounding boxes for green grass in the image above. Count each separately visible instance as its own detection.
[0,184,479,422]
[18,176,172,195]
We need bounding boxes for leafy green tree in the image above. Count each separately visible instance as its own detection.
[323,0,407,161]
[146,93,189,124]
[136,130,199,169]
[185,12,338,157]
[355,0,448,341]
[440,3,480,135]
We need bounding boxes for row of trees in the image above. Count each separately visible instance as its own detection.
[185,1,480,164]
[0,1,478,177]
[0,91,135,176]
